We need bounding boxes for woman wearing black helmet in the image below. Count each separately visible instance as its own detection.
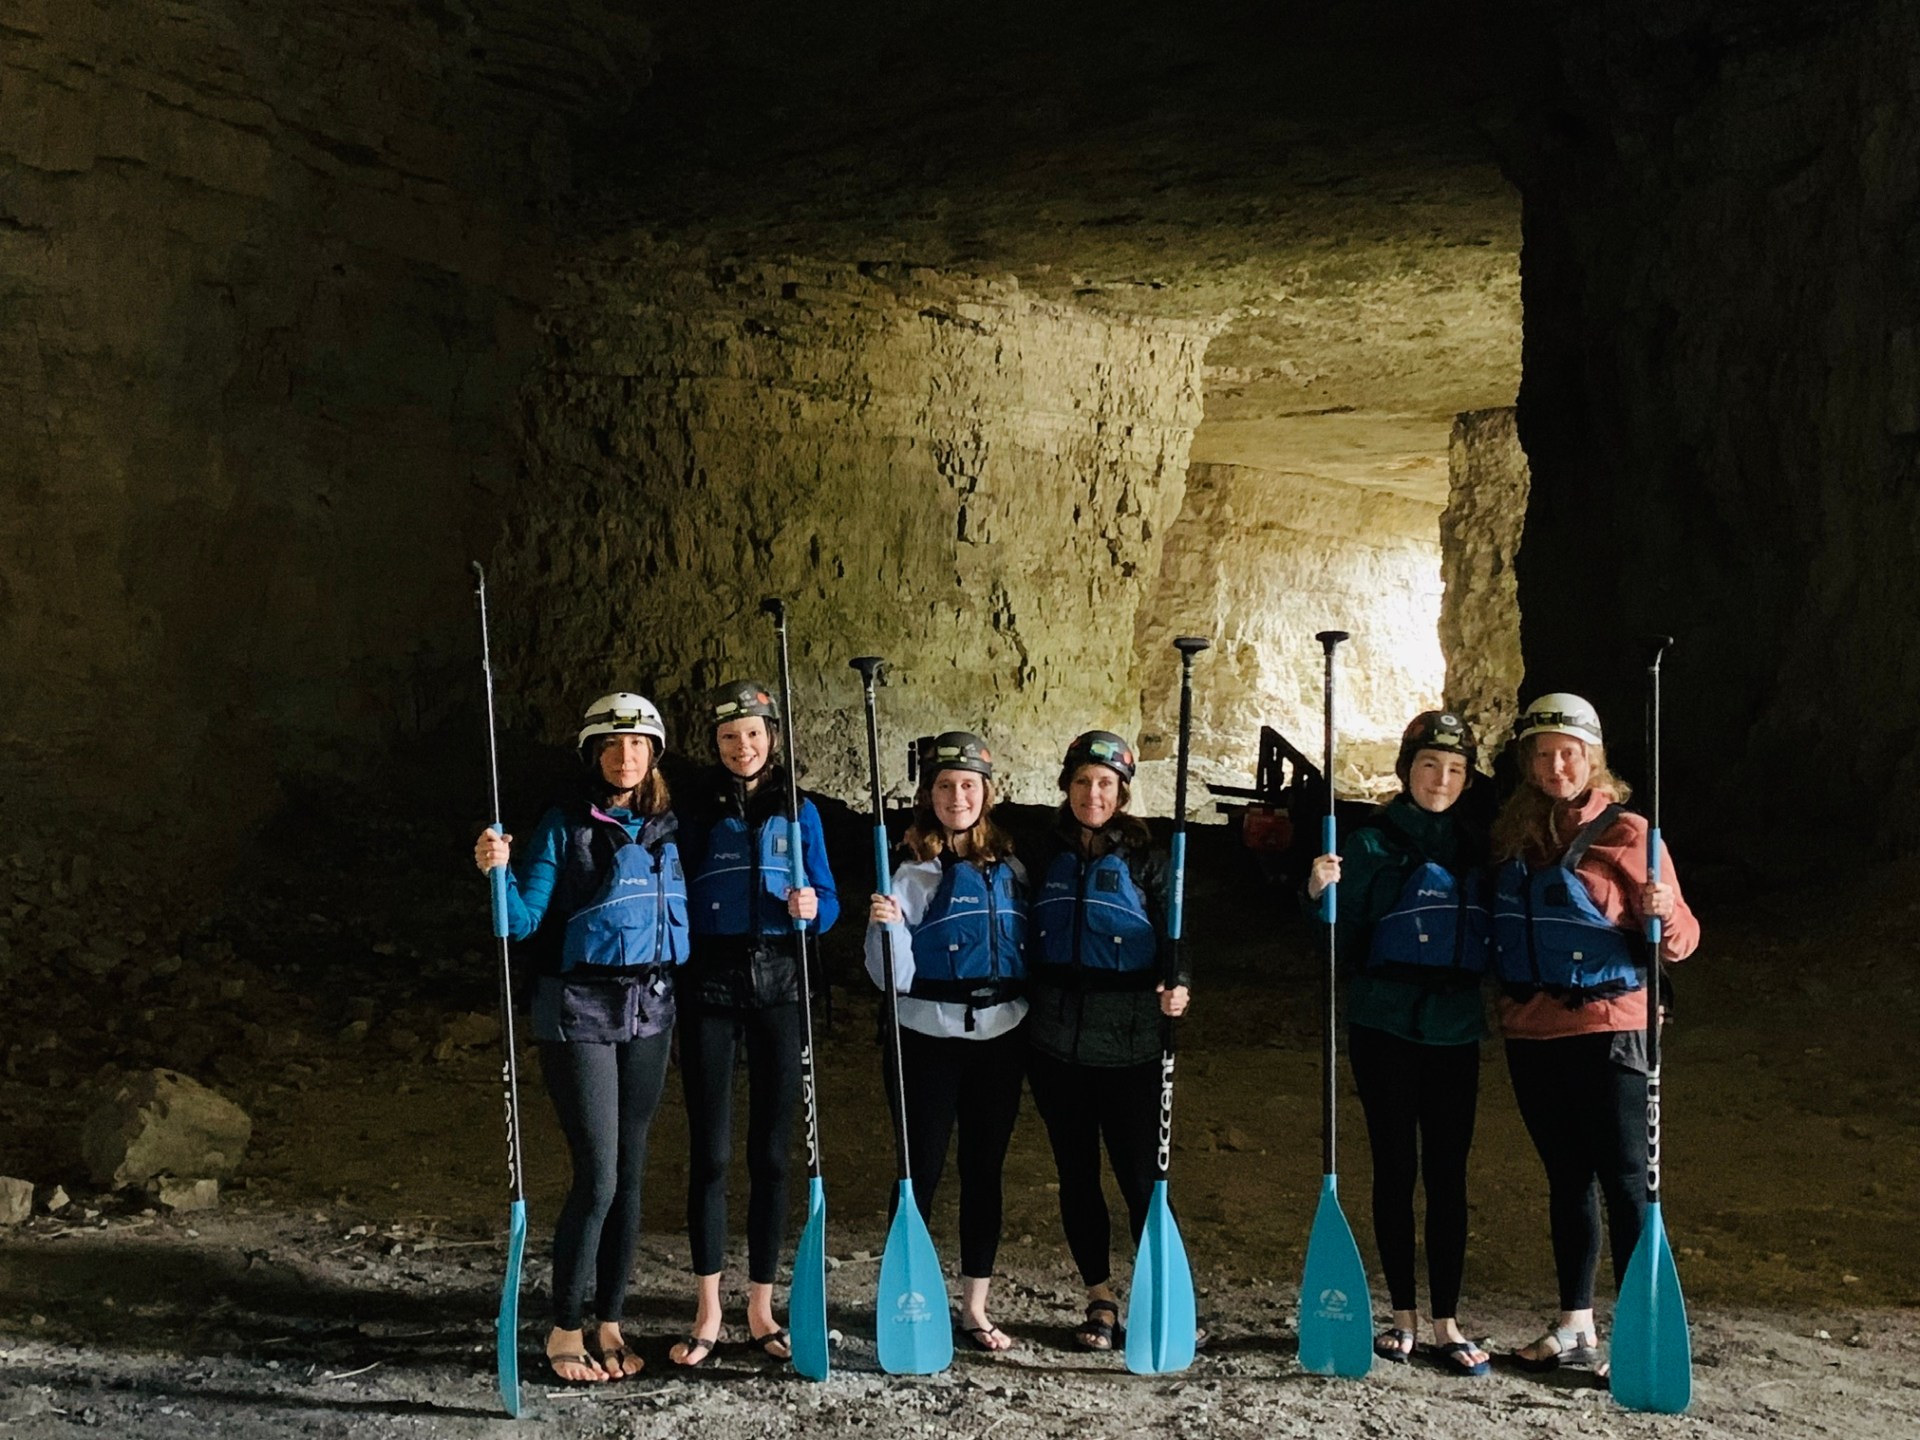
[866,730,1028,1352]
[471,692,688,1384]
[1027,730,1190,1353]
[1491,693,1698,1377]
[1306,710,1493,1377]
[668,680,840,1367]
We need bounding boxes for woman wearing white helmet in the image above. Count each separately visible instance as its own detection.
[867,731,1029,1352]
[1489,693,1699,1377]
[472,692,689,1384]
[1306,710,1493,1377]
[667,679,840,1367]
[1026,730,1189,1354]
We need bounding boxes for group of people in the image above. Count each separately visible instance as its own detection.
[470,677,1696,1387]
[1306,693,1697,1378]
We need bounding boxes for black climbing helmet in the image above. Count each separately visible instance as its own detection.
[1059,730,1137,788]
[917,730,994,780]
[707,678,780,732]
[1395,709,1477,784]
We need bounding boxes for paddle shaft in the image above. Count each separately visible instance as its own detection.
[472,561,525,1417]
[1643,635,1673,1204]
[472,563,525,1205]
[1316,630,1349,1175]
[1159,636,1210,1176]
[852,657,913,1184]
[765,600,824,1183]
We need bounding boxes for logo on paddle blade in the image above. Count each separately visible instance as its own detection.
[1315,1288,1359,1323]
[892,1290,933,1325]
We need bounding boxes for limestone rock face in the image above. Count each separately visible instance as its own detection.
[1134,462,1445,812]
[1441,409,1528,752]
[1510,0,1920,855]
[0,0,652,846]
[498,245,1211,806]
[80,1069,253,1190]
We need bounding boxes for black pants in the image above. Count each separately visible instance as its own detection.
[539,1030,673,1329]
[1347,1023,1480,1318]
[679,999,803,1282]
[884,1024,1025,1278]
[1505,1032,1649,1311]
[1027,1049,1161,1288]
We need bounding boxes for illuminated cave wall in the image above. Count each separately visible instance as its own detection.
[1440,407,1528,753]
[1133,461,1446,813]
[494,241,1212,806]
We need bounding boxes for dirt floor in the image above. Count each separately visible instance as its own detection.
[3,798,1919,1437]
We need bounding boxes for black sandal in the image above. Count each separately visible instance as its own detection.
[1076,1299,1121,1352]
[748,1327,792,1360]
[670,1333,721,1368]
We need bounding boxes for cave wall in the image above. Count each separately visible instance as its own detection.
[0,0,650,859]
[1511,0,1920,858]
[495,242,1211,806]
[1440,407,1528,751]
[1134,461,1446,811]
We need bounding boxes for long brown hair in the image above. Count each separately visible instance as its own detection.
[902,776,1017,866]
[1492,735,1633,861]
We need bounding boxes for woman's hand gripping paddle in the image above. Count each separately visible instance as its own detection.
[1123,636,1210,1375]
[1612,635,1693,1414]
[1297,629,1373,1379]
[851,656,953,1377]
[764,600,831,1380]
[471,563,526,1417]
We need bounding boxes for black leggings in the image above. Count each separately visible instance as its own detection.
[884,1024,1025,1278]
[539,1030,673,1329]
[1347,1023,1480,1318]
[679,999,803,1282]
[1027,1050,1161,1288]
[1505,1032,1649,1311]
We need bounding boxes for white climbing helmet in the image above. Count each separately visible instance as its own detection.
[577,692,667,756]
[1515,692,1604,746]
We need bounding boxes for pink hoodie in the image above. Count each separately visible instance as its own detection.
[1498,789,1700,1041]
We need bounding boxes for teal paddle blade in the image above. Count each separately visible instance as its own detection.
[1612,1203,1692,1413]
[496,1198,526,1416]
[1124,1179,1197,1375]
[1298,1177,1373,1377]
[876,1180,952,1375]
[790,1177,830,1381]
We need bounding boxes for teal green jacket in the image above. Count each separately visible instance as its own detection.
[1318,793,1488,1047]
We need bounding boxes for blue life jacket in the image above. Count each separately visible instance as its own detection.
[908,856,1028,1012]
[689,814,801,938]
[1491,804,1642,1002]
[1031,849,1158,987]
[553,808,691,973]
[1367,862,1492,986]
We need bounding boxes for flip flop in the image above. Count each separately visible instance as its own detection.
[963,1324,1014,1353]
[669,1333,721,1368]
[1430,1340,1491,1378]
[544,1350,608,1386]
[1374,1327,1417,1363]
[590,1343,644,1379]
[748,1327,792,1361]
